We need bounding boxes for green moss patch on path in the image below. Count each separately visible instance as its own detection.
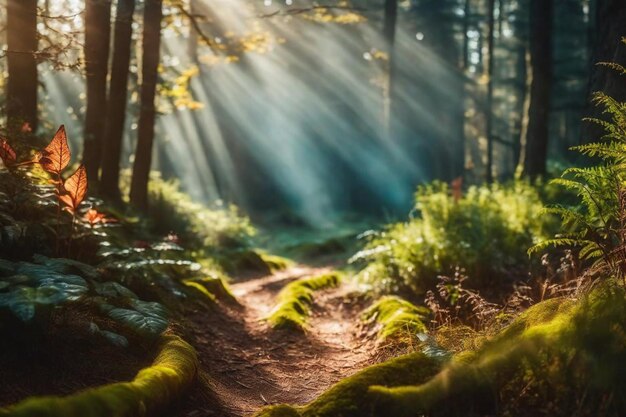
[266,272,342,330]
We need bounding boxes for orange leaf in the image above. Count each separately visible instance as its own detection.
[83,208,111,225]
[39,125,71,175]
[60,165,88,214]
[0,138,17,167]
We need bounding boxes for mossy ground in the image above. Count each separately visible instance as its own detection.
[257,282,626,417]
[266,272,342,330]
[254,353,441,417]
[362,295,430,342]
[0,335,198,417]
[183,277,238,304]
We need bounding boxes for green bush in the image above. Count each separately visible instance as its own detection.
[121,171,255,250]
[352,181,553,294]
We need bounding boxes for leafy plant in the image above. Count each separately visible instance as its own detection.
[353,181,552,295]
[529,58,626,279]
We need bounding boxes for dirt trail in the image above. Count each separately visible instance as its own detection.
[178,265,378,417]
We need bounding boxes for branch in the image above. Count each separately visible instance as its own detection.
[259,5,367,18]
[173,4,216,50]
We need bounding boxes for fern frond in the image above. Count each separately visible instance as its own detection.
[597,61,626,76]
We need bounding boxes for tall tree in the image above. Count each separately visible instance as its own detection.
[382,0,398,133]
[83,0,113,185]
[485,0,496,182]
[130,0,163,210]
[100,0,136,200]
[520,0,553,179]
[6,0,38,135]
[584,0,626,142]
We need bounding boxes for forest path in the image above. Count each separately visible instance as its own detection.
[178,264,379,417]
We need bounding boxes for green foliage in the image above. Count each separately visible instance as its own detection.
[362,296,429,342]
[266,272,341,330]
[125,172,255,250]
[0,256,170,343]
[369,282,626,416]
[0,335,198,417]
[353,181,551,294]
[254,353,441,417]
[530,89,626,278]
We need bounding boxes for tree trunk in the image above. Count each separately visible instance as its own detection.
[521,0,553,179]
[382,0,398,135]
[100,0,136,201]
[485,0,495,182]
[83,0,112,186]
[462,0,471,70]
[6,0,38,136]
[130,0,163,211]
[583,0,626,143]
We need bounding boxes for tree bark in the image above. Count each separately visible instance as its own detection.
[130,0,163,211]
[6,0,38,136]
[100,0,136,201]
[521,0,553,179]
[485,0,495,182]
[382,0,398,135]
[583,0,626,143]
[83,0,112,185]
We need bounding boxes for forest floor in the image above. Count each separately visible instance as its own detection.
[176,264,381,417]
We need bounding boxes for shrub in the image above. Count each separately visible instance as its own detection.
[530,87,626,280]
[352,181,553,295]
[121,171,255,250]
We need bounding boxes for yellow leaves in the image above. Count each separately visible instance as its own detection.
[160,65,204,111]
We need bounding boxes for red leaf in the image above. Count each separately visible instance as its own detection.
[0,138,17,167]
[83,208,113,226]
[39,125,71,175]
[59,165,88,214]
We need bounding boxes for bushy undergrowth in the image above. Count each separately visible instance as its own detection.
[352,181,554,295]
[122,172,255,250]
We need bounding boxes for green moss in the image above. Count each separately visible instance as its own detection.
[368,283,626,416]
[259,253,293,273]
[254,353,441,417]
[266,272,341,330]
[0,335,198,417]
[362,296,429,341]
[183,277,237,304]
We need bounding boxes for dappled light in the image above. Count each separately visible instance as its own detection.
[1,0,626,416]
